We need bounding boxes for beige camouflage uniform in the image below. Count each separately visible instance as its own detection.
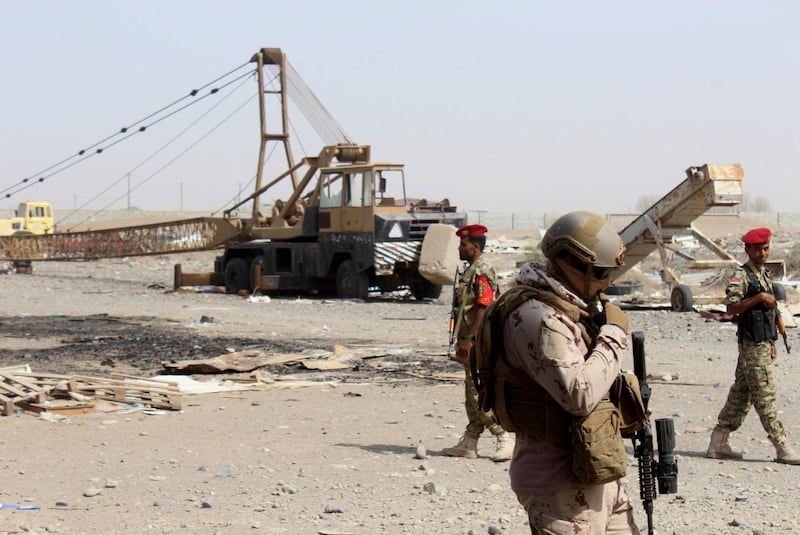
[716,262,785,441]
[505,263,639,534]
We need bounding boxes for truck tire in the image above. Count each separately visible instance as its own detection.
[670,284,693,312]
[336,260,369,299]
[410,273,443,301]
[224,257,251,294]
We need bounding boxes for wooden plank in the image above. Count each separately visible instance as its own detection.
[0,371,45,391]
[67,376,182,410]
[1,372,182,413]
[71,376,180,394]
[16,401,95,416]
[0,373,52,416]
[111,372,179,388]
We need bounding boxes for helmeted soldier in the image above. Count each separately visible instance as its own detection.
[503,211,640,533]
[706,227,800,464]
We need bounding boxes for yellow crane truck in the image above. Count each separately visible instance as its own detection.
[0,49,464,296]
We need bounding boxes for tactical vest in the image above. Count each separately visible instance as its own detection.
[474,284,646,485]
[473,285,586,444]
[738,264,778,344]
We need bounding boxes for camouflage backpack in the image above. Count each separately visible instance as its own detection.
[472,284,583,440]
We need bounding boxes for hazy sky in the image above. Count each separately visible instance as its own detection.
[2,1,798,217]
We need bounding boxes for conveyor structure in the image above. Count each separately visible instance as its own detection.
[616,163,744,311]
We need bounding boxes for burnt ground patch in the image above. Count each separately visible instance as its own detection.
[0,314,306,377]
[0,314,459,383]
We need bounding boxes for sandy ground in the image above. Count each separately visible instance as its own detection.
[2,223,800,534]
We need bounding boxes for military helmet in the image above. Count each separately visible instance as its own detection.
[541,211,624,269]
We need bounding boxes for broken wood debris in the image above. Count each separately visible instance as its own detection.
[69,375,182,411]
[0,371,183,416]
[0,371,54,416]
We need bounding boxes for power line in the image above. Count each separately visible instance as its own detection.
[2,61,255,200]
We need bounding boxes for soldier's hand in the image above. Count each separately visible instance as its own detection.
[602,302,629,334]
[455,339,473,363]
[761,292,777,308]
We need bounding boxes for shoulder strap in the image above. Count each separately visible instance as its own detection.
[742,263,771,296]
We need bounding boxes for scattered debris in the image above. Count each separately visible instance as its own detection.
[162,349,274,374]
[0,371,183,416]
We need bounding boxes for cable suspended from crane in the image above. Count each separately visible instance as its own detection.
[58,75,259,229]
[1,60,255,200]
[283,61,352,146]
[5,46,359,232]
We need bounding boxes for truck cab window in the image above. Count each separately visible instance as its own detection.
[376,169,406,206]
[319,172,343,208]
[363,171,373,207]
[346,172,367,207]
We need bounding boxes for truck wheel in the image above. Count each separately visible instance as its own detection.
[670,284,693,312]
[336,260,368,299]
[224,257,251,294]
[410,274,443,301]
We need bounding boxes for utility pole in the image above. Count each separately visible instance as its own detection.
[126,173,131,210]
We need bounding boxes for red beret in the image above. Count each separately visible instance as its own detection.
[742,227,771,244]
[456,224,488,238]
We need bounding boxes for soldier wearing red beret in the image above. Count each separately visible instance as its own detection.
[454,224,488,238]
[443,224,514,462]
[707,226,800,464]
[741,227,771,245]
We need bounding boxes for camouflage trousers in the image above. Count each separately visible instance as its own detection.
[459,360,504,438]
[516,480,640,534]
[717,339,786,441]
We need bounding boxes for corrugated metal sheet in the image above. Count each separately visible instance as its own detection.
[374,241,421,275]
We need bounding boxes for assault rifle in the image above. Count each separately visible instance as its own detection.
[631,331,678,535]
[777,308,791,354]
[447,266,465,360]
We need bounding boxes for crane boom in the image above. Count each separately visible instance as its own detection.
[0,217,240,261]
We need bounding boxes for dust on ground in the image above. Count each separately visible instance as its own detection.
[2,217,800,534]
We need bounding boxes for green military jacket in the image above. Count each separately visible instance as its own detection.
[455,255,499,333]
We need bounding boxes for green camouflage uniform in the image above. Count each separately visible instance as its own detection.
[716,261,786,441]
[454,255,501,437]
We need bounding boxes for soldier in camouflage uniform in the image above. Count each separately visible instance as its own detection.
[706,227,800,464]
[442,224,515,462]
[504,212,639,534]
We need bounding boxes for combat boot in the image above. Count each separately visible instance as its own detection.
[491,431,515,462]
[442,433,479,459]
[706,426,743,460]
[770,436,800,465]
